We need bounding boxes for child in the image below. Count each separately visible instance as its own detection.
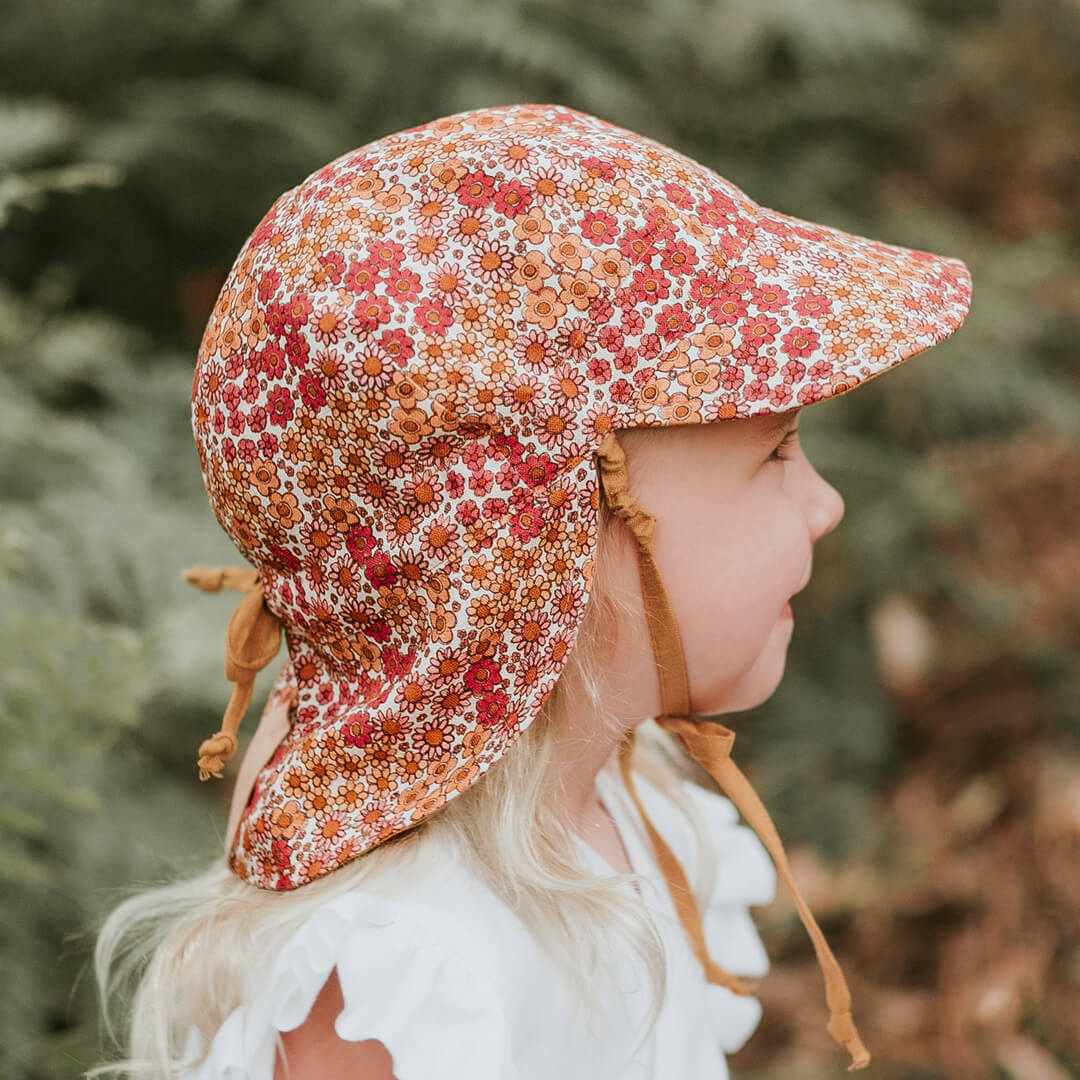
[89,102,972,1079]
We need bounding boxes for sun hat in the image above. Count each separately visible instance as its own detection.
[184,101,972,1069]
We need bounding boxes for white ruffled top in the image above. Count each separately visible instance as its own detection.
[183,754,777,1079]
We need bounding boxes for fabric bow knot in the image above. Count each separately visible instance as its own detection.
[181,565,284,781]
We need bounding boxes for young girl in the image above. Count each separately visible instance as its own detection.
[90,102,972,1079]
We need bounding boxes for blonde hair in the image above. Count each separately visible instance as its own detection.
[87,476,721,1078]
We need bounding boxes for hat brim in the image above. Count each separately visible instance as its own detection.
[736,200,972,401]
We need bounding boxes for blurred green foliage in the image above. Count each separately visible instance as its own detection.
[2,0,1078,1077]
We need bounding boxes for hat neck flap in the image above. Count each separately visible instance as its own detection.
[179,435,872,1074]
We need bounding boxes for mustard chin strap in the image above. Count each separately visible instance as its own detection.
[181,565,285,781]
[595,432,871,1072]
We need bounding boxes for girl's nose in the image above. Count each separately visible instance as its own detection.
[808,471,845,542]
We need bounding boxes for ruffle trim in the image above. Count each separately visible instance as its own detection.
[598,766,779,1055]
[184,891,517,1080]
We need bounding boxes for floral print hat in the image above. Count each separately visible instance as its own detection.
[185,102,972,1069]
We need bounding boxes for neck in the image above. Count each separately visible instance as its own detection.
[544,668,641,833]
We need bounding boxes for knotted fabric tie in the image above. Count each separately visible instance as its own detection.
[596,432,871,1071]
[181,565,286,781]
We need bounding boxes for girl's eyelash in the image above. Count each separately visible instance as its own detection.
[768,429,798,462]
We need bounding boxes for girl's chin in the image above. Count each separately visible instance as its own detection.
[692,651,789,716]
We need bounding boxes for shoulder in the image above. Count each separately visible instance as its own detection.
[188,878,519,1080]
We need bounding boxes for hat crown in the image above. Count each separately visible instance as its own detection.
[191,104,759,678]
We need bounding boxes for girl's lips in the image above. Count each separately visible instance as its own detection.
[781,600,794,619]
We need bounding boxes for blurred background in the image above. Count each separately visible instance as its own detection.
[2,0,1078,1077]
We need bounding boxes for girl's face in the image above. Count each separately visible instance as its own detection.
[605,408,845,718]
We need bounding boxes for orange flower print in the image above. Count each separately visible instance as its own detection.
[547,231,587,270]
[591,248,630,289]
[512,249,553,292]
[388,406,434,444]
[268,491,303,529]
[524,288,566,330]
[190,103,971,892]
[269,800,304,841]
[249,459,280,497]
[677,359,723,396]
[558,270,601,312]
[513,206,553,245]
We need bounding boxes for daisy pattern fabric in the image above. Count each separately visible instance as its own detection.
[190,102,972,890]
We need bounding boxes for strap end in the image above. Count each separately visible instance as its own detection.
[829,1010,872,1070]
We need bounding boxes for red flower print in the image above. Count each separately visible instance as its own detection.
[640,333,663,360]
[580,209,618,246]
[797,381,827,405]
[343,258,380,295]
[364,552,398,588]
[349,294,393,336]
[781,359,807,384]
[463,659,501,694]
[751,284,790,312]
[630,266,671,305]
[586,357,611,382]
[340,711,372,749]
[661,181,695,209]
[580,156,616,183]
[283,292,314,327]
[657,303,696,341]
[619,226,660,264]
[621,307,646,336]
[689,270,726,307]
[385,268,422,306]
[719,364,745,392]
[378,326,414,365]
[266,386,296,425]
[257,268,281,303]
[659,241,699,277]
[708,291,749,326]
[494,179,533,217]
[780,325,821,360]
[518,453,557,488]
[509,505,544,541]
[413,299,453,335]
[741,314,781,347]
[188,104,973,899]
[457,171,496,209]
[318,251,346,285]
[476,690,510,727]
[261,342,287,380]
[283,331,310,370]
[793,292,832,318]
[768,383,794,407]
[368,240,406,276]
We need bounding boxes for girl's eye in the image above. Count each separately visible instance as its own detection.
[768,429,798,463]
